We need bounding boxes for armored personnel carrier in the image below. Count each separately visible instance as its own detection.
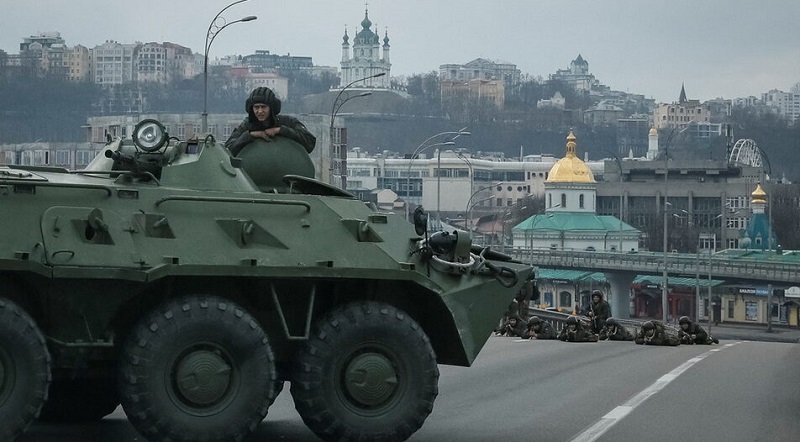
[0,119,533,441]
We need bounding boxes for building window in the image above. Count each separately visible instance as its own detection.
[728,300,735,319]
[559,291,572,310]
[579,194,584,209]
[496,198,503,207]
[548,194,552,207]
[561,193,566,208]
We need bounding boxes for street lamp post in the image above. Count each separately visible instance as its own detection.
[329,72,386,190]
[499,203,526,252]
[202,0,257,134]
[404,140,454,221]
[454,152,474,219]
[662,160,670,323]
[404,129,470,221]
[659,124,691,323]
[465,183,504,238]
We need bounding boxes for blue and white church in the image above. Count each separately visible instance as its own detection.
[339,7,391,88]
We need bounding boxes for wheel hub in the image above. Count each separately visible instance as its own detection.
[344,352,398,408]
[174,348,232,407]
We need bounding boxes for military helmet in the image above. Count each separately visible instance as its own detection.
[246,86,282,115]
[592,290,603,299]
[642,321,655,331]
[605,317,618,326]
[566,316,579,325]
[530,315,542,324]
[678,316,691,325]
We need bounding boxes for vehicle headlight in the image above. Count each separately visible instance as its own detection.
[133,119,168,152]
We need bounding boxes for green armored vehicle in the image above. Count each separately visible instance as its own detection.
[0,119,533,441]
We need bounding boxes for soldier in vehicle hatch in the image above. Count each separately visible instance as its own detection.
[634,320,680,346]
[525,315,557,339]
[558,316,599,342]
[599,317,634,341]
[225,87,316,157]
[678,316,719,345]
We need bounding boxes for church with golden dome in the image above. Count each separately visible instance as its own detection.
[739,183,777,250]
[512,132,639,252]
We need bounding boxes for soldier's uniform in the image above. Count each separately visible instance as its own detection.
[599,317,634,341]
[558,316,599,342]
[678,316,719,345]
[634,320,680,346]
[496,314,528,337]
[525,316,557,340]
[587,290,611,334]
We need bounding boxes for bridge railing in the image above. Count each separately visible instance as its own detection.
[504,247,799,284]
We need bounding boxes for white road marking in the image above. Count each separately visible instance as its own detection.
[568,342,741,442]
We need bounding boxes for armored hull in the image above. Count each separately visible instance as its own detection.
[0,119,532,441]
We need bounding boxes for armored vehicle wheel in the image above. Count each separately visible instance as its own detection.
[0,298,51,440]
[292,302,439,441]
[119,296,277,442]
[38,377,119,422]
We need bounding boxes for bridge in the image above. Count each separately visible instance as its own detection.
[502,247,800,320]
[506,248,799,284]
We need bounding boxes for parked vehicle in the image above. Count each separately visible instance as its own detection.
[0,119,532,441]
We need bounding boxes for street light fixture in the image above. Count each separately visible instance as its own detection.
[202,0,257,134]
[499,203,527,252]
[329,72,386,190]
[403,129,470,221]
[465,182,504,237]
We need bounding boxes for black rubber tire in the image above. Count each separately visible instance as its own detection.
[0,298,51,440]
[38,377,120,422]
[119,296,276,442]
[292,301,439,442]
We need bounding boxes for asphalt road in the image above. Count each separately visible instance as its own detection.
[21,337,800,442]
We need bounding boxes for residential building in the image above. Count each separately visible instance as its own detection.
[550,54,597,93]
[761,88,800,124]
[66,44,91,82]
[439,57,521,95]
[242,50,313,74]
[652,84,710,130]
[91,40,137,85]
[440,78,505,109]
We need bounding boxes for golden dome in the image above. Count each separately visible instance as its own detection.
[751,183,767,204]
[649,127,658,137]
[546,132,596,183]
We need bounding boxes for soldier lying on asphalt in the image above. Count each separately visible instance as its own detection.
[678,316,719,345]
[634,320,680,346]
[525,316,557,340]
[558,316,599,342]
[599,317,634,341]
[495,313,528,337]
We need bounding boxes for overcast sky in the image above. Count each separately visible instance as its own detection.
[2,0,798,103]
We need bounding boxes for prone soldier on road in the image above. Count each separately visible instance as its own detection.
[525,315,557,340]
[495,313,528,337]
[634,320,680,346]
[678,316,719,345]
[599,317,634,341]
[558,316,599,342]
